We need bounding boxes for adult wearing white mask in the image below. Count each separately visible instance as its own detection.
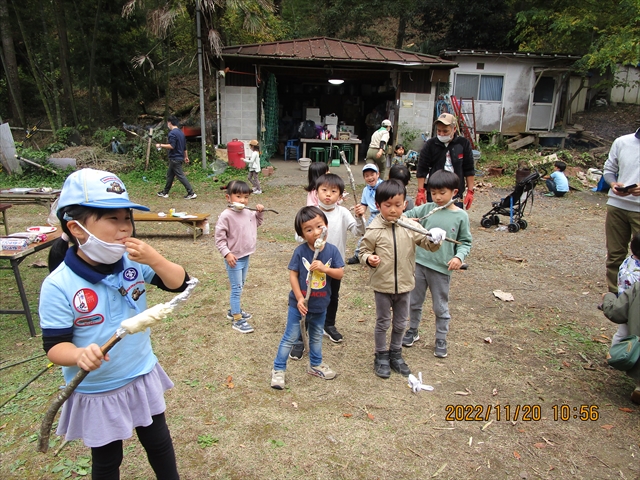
[415,113,475,209]
[366,119,392,177]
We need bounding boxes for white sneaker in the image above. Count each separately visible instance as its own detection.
[307,363,336,380]
[271,369,285,390]
[253,189,262,194]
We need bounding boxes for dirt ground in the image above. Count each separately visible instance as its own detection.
[1,155,639,479]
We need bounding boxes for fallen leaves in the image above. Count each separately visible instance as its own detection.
[513,451,521,460]
[618,407,635,413]
[484,337,492,344]
[224,376,234,389]
[493,290,514,302]
[601,424,614,430]
[454,388,472,396]
[342,413,352,418]
[367,412,375,421]
[534,443,546,449]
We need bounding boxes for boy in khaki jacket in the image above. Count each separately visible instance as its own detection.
[359,180,446,379]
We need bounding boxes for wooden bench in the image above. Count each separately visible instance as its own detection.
[0,203,10,235]
[0,190,61,209]
[133,212,210,241]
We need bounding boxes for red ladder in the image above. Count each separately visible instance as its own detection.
[450,96,476,149]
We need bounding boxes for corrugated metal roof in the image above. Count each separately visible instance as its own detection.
[222,37,456,67]
[441,49,581,60]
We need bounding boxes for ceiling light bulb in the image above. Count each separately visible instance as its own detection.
[328,79,344,85]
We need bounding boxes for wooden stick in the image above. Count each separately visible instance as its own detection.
[340,151,365,231]
[37,332,125,453]
[396,219,462,245]
[15,155,60,175]
[37,279,198,453]
[299,227,327,355]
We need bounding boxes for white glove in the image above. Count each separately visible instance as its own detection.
[428,227,447,245]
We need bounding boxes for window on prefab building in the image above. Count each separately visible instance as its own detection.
[454,74,504,101]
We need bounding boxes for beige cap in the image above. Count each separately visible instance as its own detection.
[435,113,456,126]
[249,139,259,146]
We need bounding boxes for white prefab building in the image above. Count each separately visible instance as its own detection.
[441,51,585,135]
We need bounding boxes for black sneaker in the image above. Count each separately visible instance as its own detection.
[157,191,168,198]
[402,328,419,347]
[434,339,448,358]
[184,193,197,199]
[346,255,359,265]
[323,325,343,343]
[289,343,304,360]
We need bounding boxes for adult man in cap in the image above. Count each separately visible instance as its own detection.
[415,113,475,209]
[366,119,392,177]
[603,128,640,293]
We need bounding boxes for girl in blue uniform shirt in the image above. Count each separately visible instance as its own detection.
[40,169,189,479]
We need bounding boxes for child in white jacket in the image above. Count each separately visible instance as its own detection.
[244,139,262,194]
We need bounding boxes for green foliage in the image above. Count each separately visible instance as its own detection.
[269,439,285,448]
[51,456,91,478]
[197,434,219,448]
[512,0,640,74]
[398,122,421,147]
[54,127,76,145]
[93,127,126,147]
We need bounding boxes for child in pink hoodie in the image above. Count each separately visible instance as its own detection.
[215,180,264,333]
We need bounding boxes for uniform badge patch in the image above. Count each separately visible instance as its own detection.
[73,288,98,313]
[123,268,138,281]
[74,314,104,327]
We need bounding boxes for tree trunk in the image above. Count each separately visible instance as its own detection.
[88,0,102,127]
[41,8,62,129]
[395,15,407,50]
[164,38,170,120]
[0,0,25,126]
[110,63,120,117]
[10,0,56,132]
[53,0,79,126]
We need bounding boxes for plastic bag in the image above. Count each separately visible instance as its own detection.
[47,198,60,226]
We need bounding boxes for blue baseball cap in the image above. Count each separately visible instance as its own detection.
[362,163,379,173]
[57,169,150,212]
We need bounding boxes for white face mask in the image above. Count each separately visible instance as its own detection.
[75,222,127,264]
[437,135,452,143]
[319,202,338,211]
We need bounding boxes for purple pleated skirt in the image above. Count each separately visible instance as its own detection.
[56,363,174,448]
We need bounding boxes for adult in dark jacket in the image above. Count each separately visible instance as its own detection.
[156,115,197,199]
[415,113,475,209]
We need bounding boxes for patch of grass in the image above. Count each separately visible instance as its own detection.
[351,295,366,308]
[197,434,219,448]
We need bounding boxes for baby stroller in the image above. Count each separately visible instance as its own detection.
[480,167,546,232]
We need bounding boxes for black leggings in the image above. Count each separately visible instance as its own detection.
[91,413,179,480]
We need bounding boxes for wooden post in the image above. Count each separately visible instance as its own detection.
[145,128,153,171]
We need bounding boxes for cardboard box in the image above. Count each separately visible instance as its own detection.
[1,238,28,251]
[323,114,338,125]
[305,107,320,118]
